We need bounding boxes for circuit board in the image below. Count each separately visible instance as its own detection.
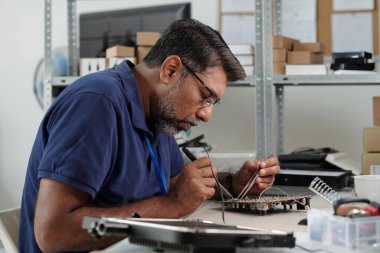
[223,195,312,214]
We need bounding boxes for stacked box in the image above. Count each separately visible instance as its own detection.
[362,97,380,174]
[285,41,326,75]
[106,45,134,58]
[105,45,136,69]
[80,45,137,75]
[287,42,324,64]
[136,32,161,63]
[272,35,298,75]
[229,44,254,76]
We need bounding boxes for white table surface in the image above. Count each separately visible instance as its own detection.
[95,194,379,253]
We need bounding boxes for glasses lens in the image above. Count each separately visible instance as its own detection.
[202,95,220,107]
[184,63,220,107]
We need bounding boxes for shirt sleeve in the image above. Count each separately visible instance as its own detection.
[37,92,118,199]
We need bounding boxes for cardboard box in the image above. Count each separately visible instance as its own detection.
[106,45,135,58]
[137,46,152,63]
[106,57,137,69]
[294,42,325,53]
[273,49,287,62]
[136,32,161,46]
[374,97,380,126]
[363,127,380,152]
[287,52,324,64]
[273,35,298,50]
[362,153,380,175]
[273,62,285,75]
[80,58,106,76]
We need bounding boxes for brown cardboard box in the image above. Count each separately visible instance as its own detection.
[294,42,325,53]
[138,46,152,63]
[287,52,324,64]
[273,62,285,75]
[273,35,298,50]
[136,32,161,46]
[363,127,380,152]
[273,49,287,62]
[373,97,380,126]
[106,45,135,58]
[362,153,380,175]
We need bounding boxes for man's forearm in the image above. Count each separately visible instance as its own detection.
[35,195,184,252]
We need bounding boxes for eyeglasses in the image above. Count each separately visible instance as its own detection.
[183,64,221,107]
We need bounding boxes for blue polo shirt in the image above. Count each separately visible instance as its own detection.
[19,61,184,253]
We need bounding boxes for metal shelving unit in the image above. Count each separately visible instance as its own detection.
[273,0,380,154]
[249,0,380,158]
[273,73,380,155]
[44,0,380,160]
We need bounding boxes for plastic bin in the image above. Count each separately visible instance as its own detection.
[308,208,380,250]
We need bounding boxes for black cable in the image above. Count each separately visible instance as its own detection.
[295,244,334,253]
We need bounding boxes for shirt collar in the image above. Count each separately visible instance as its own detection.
[115,60,152,135]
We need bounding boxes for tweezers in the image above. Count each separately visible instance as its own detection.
[236,166,261,200]
[218,182,233,199]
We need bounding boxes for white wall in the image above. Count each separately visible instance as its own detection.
[0,0,378,210]
[0,0,45,210]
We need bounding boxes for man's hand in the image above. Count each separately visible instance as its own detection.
[167,157,217,215]
[232,157,281,196]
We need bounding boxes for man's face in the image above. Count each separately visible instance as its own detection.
[155,79,198,135]
[155,66,227,135]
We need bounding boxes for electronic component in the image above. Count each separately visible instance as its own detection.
[223,195,312,215]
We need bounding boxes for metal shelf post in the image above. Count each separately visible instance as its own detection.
[274,0,284,155]
[255,0,274,158]
[44,0,53,109]
[68,0,79,76]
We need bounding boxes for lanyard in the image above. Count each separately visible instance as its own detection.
[145,135,168,194]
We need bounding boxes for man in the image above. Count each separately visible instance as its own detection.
[19,19,280,252]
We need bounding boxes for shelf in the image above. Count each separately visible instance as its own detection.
[51,76,79,98]
[274,74,380,86]
[49,74,254,101]
[52,75,255,90]
[52,76,79,87]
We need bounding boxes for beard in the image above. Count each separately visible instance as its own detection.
[155,82,198,135]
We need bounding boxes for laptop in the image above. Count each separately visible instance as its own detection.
[82,216,296,252]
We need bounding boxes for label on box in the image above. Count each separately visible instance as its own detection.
[80,58,106,76]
